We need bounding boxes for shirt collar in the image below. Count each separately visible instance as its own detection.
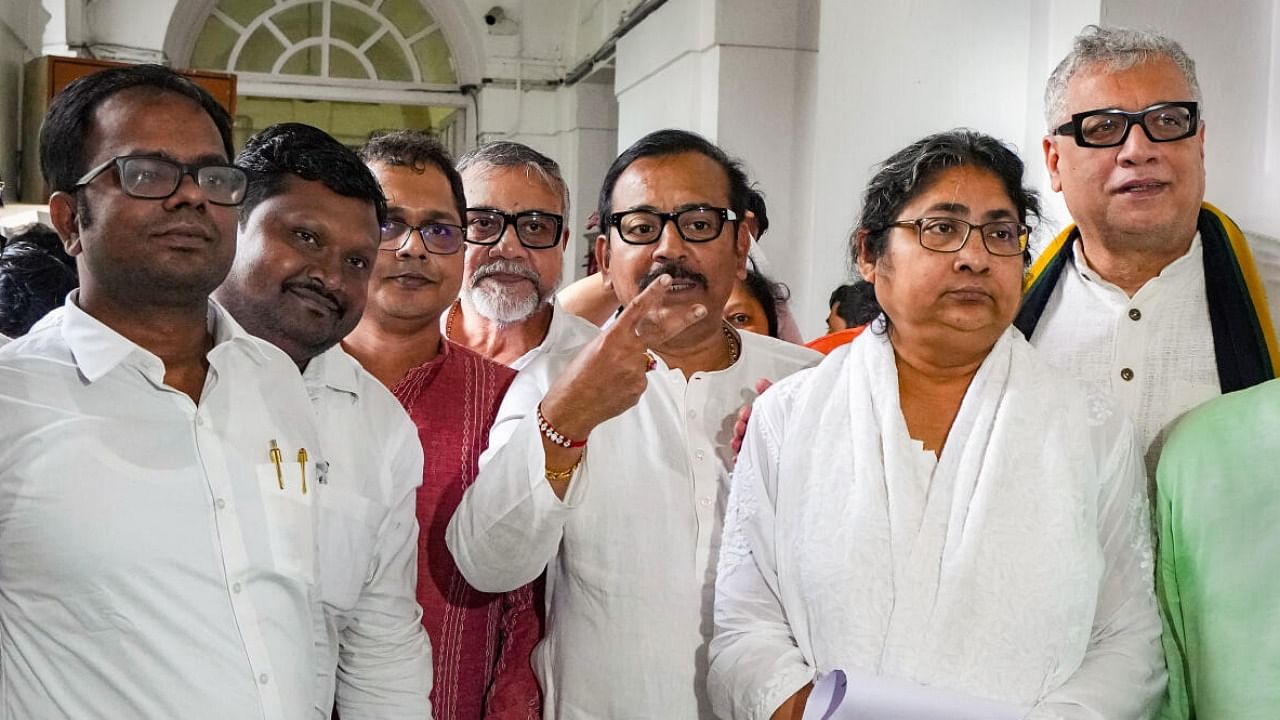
[302,344,363,398]
[1069,231,1203,289]
[59,291,269,384]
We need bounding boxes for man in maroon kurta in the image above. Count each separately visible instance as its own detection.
[344,130,541,719]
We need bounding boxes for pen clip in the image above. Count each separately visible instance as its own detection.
[297,448,308,495]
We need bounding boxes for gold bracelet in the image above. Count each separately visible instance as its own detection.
[544,452,584,484]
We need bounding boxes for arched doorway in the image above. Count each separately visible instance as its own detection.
[165,0,484,153]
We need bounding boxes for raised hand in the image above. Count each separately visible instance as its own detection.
[540,274,708,442]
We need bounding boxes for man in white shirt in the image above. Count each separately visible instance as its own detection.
[446,142,598,368]
[212,122,432,718]
[448,129,820,718]
[0,65,327,718]
[1020,25,1280,476]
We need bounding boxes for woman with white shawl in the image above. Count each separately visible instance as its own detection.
[708,130,1165,720]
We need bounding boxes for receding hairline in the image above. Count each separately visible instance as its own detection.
[460,161,568,211]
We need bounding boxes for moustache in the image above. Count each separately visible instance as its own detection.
[285,278,345,315]
[639,261,708,292]
[471,258,541,287]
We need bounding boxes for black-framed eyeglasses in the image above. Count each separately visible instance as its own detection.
[887,217,1031,257]
[1053,101,1199,148]
[380,220,465,255]
[608,206,738,245]
[465,209,563,249]
[75,155,248,206]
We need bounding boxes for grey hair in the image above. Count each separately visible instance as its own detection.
[456,141,570,217]
[1044,25,1202,128]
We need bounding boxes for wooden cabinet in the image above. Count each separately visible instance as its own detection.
[19,56,236,202]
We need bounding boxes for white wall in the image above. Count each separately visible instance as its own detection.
[1,0,50,204]
[1102,0,1280,237]
[612,0,820,325]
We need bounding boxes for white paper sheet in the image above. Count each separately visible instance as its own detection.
[801,669,1028,720]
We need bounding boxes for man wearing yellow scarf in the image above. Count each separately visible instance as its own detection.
[1019,25,1280,720]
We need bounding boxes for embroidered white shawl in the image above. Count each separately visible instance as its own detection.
[709,326,1164,720]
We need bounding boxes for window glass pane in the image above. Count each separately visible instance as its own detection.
[329,47,371,80]
[414,31,458,85]
[235,26,286,73]
[191,18,237,70]
[365,33,413,82]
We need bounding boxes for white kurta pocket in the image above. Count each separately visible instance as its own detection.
[257,461,316,585]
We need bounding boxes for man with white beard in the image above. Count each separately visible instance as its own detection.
[445,142,597,369]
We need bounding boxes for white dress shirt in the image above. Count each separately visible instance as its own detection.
[0,296,327,719]
[1029,231,1280,478]
[509,298,600,372]
[447,326,820,719]
[302,346,433,719]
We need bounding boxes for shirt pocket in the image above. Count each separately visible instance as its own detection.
[257,462,316,585]
[316,488,383,612]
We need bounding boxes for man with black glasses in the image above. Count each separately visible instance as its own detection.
[0,64,327,718]
[448,129,819,718]
[1018,24,1280,477]
[446,141,599,369]
[342,130,542,719]
[1016,28,1280,720]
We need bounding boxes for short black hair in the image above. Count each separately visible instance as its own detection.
[0,223,79,336]
[598,129,753,226]
[828,281,880,327]
[40,64,234,193]
[746,188,769,238]
[361,130,467,224]
[236,122,387,226]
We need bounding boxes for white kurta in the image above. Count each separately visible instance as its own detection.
[1029,231,1280,479]
[447,328,819,719]
[709,328,1165,720]
[302,346,433,719]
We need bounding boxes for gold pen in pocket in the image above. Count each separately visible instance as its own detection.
[269,439,284,490]
[297,448,308,495]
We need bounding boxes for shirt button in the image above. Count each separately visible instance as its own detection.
[1120,368,1135,381]
[699,496,713,506]
[232,582,242,594]
[215,498,226,510]
[694,449,706,460]
[1128,308,1142,321]
[687,409,697,419]
[195,415,205,427]
[258,673,269,685]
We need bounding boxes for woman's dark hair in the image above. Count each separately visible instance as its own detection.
[850,129,1041,326]
[236,122,387,226]
[738,266,790,338]
[0,224,79,337]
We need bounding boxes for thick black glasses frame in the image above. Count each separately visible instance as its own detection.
[608,207,738,246]
[464,209,564,250]
[1053,101,1199,148]
[73,155,248,206]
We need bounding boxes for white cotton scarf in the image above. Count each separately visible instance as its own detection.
[775,326,1104,706]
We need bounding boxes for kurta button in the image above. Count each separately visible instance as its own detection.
[232,582,242,593]
[1128,308,1141,321]
[687,409,696,419]
[258,673,269,685]
[215,498,226,510]
[695,449,706,460]
[699,497,713,506]
[1120,368,1135,381]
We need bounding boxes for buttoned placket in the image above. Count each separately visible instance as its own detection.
[152,351,287,720]
[678,370,720,584]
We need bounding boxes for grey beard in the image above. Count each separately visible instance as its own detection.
[465,281,546,325]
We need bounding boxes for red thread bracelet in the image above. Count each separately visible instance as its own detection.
[537,403,588,448]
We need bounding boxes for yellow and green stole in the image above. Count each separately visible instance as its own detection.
[1014,202,1279,393]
